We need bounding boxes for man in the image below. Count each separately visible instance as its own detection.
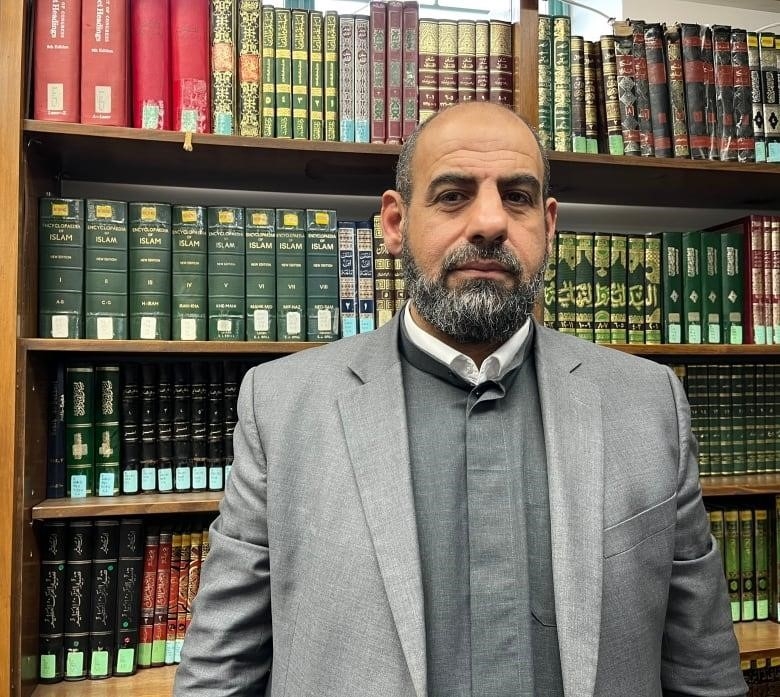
[175,101,747,697]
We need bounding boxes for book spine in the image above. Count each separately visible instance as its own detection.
[417,18,438,123]
[151,528,172,665]
[627,236,646,344]
[543,243,557,329]
[644,234,662,344]
[393,255,405,317]
[81,0,128,126]
[237,0,261,137]
[174,529,191,661]
[631,20,653,157]
[570,34,586,153]
[207,206,246,340]
[537,15,553,150]
[715,365,732,475]
[661,232,683,344]
[274,7,292,139]
[664,25,690,158]
[702,27,718,159]
[756,364,768,472]
[84,199,128,340]
[65,366,94,497]
[260,4,275,138]
[128,203,172,340]
[309,10,324,141]
[93,366,121,496]
[64,520,93,680]
[457,19,476,106]
[740,508,756,621]
[305,209,339,341]
[682,230,703,344]
[748,32,765,162]
[750,215,767,344]
[46,363,66,498]
[38,197,84,339]
[275,208,307,341]
[709,508,725,567]
[354,14,370,143]
[701,231,723,344]
[489,19,512,107]
[644,23,672,157]
[324,11,339,142]
[724,509,740,621]
[113,518,143,676]
[223,362,240,481]
[765,33,780,162]
[185,530,203,637]
[172,362,192,492]
[599,34,624,155]
[551,16,571,151]
[401,1,419,141]
[764,217,775,346]
[475,19,489,103]
[773,216,780,344]
[384,1,402,144]
[130,0,170,130]
[556,232,577,336]
[574,232,594,342]
[171,0,210,132]
[686,365,709,474]
[355,220,375,334]
[139,363,158,493]
[731,27,755,163]
[157,364,174,493]
[291,8,309,140]
[583,40,599,153]
[745,366,758,472]
[713,24,736,162]
[88,519,119,678]
[34,0,81,122]
[609,234,628,344]
[207,362,224,490]
[755,508,770,620]
[438,19,457,110]
[211,0,237,135]
[338,220,358,338]
[120,364,140,494]
[172,205,208,341]
[372,213,394,328]
[720,226,743,343]
[137,526,158,667]
[731,364,748,475]
[680,23,709,159]
[613,25,639,156]
[339,15,355,141]
[164,530,182,664]
[190,364,208,491]
[245,208,277,341]
[369,1,387,144]
[39,520,67,682]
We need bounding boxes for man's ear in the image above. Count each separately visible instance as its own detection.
[544,196,558,256]
[381,189,405,257]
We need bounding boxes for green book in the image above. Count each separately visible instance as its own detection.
[275,208,306,341]
[172,205,208,341]
[644,234,662,344]
[305,209,339,341]
[536,15,553,150]
[274,8,293,139]
[245,208,277,341]
[261,4,276,137]
[681,230,702,344]
[724,508,741,622]
[756,364,768,474]
[129,203,172,340]
[715,364,732,475]
[627,235,646,344]
[237,0,261,136]
[556,232,576,336]
[740,508,756,622]
[704,365,720,475]
[292,9,309,139]
[766,364,778,473]
[309,10,325,141]
[93,365,120,496]
[207,206,246,341]
[745,365,758,473]
[552,15,572,152]
[574,232,594,342]
[755,508,770,621]
[730,364,748,475]
[700,231,722,344]
[84,199,128,340]
[609,234,628,344]
[66,365,94,497]
[708,508,725,568]
[324,10,339,142]
[661,232,683,344]
[38,197,84,339]
[720,229,744,344]
[543,242,557,329]
[593,233,610,344]
[687,364,710,476]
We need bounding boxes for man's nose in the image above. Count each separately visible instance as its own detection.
[464,188,508,245]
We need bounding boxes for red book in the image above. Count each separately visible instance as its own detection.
[33,0,81,122]
[170,0,210,132]
[386,0,403,143]
[174,529,191,662]
[137,526,159,668]
[401,1,418,140]
[151,528,172,665]
[369,1,387,143]
[164,530,181,664]
[750,215,767,344]
[185,529,202,637]
[80,0,129,126]
[130,0,170,129]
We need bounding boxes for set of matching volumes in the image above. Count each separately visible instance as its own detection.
[673,363,780,477]
[742,657,780,695]
[38,198,405,343]
[38,515,212,682]
[31,0,513,141]
[47,360,248,499]
[539,16,768,162]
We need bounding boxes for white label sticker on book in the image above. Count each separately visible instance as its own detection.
[157,468,173,492]
[47,83,64,112]
[69,475,87,498]
[209,468,223,490]
[254,309,269,332]
[667,325,681,344]
[97,472,115,497]
[51,315,69,338]
[730,326,743,344]
[123,470,138,494]
[181,318,197,341]
[317,309,332,331]
[217,318,232,333]
[286,311,301,335]
[192,466,207,489]
[96,316,115,340]
[175,467,191,491]
[94,86,112,114]
[141,467,157,491]
[140,316,157,339]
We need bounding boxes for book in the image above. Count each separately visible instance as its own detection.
[488,20,512,107]
[260,4,275,138]
[324,10,339,142]
[720,228,744,345]
[338,220,358,338]
[223,361,240,482]
[438,19,458,110]
[173,362,192,492]
[730,364,748,475]
[543,242,557,329]
[185,528,203,638]
[207,362,224,491]
[644,23,672,158]
[157,364,174,493]
[556,231,576,336]
[372,213,394,328]
[609,235,628,344]
[417,18,438,123]
[237,0,261,137]
[755,508,770,621]
[309,10,324,141]
[292,8,309,140]
[401,1,418,141]
[682,231,703,344]
[305,209,339,341]
[385,1,403,141]
[63,520,93,680]
[207,206,245,341]
[661,232,683,344]
[39,197,84,339]
[747,31,765,162]
[475,20,489,103]
[81,0,128,126]
[130,0,170,130]
[739,508,755,622]
[627,236,646,344]
[702,27,718,160]
[536,15,553,150]
[94,365,121,497]
[88,519,119,678]
[354,14,370,143]
[120,364,140,494]
[172,205,208,341]
[599,34,624,155]
[137,526,159,667]
[164,529,182,664]
[583,40,599,153]
[66,365,94,497]
[338,14,355,141]
[151,527,172,665]
[712,25,736,162]
[356,220,375,334]
[275,208,306,341]
[113,518,144,676]
[139,363,158,494]
[190,363,208,491]
[46,363,66,499]
[731,27,755,163]
[680,23,709,159]
[700,231,722,344]
[569,34,586,153]
[664,24,690,158]
[211,0,237,135]
[245,208,277,341]
[631,20,653,157]
[128,202,172,340]
[33,0,81,122]
[174,527,191,662]
[171,0,210,132]
[724,508,740,621]
[644,234,662,344]
[552,16,571,152]
[760,32,780,162]
[574,232,594,342]
[38,520,67,683]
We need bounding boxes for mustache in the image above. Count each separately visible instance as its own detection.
[441,245,523,276]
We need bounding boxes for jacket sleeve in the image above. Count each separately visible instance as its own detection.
[174,367,273,696]
[660,367,747,697]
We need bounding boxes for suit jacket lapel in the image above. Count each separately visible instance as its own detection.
[338,320,427,697]
[535,325,604,697]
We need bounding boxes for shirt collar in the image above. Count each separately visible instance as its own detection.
[401,304,532,386]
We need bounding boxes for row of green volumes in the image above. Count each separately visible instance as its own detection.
[542,223,751,345]
[538,16,765,163]
[672,363,780,477]
[47,360,251,499]
[38,198,406,343]
[742,657,780,694]
[37,515,213,684]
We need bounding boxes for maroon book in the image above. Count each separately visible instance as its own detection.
[170,0,211,133]
[417,17,438,122]
[644,23,672,157]
[386,0,403,142]
[369,1,387,143]
[130,0,171,130]
[457,20,477,104]
[488,20,512,106]
[401,1,418,140]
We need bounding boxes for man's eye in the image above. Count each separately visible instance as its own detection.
[438,191,466,203]
[505,191,532,204]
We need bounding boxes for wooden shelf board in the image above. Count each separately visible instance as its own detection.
[584,343,780,358]
[736,622,780,661]
[32,665,176,697]
[20,338,324,355]
[702,473,780,497]
[31,492,222,519]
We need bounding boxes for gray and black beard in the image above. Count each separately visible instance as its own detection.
[402,236,547,345]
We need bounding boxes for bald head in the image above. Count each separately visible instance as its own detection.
[395,102,551,206]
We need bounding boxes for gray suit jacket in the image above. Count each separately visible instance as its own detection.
[174,316,747,697]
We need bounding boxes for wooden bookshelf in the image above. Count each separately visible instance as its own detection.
[31,492,223,520]
[611,343,780,358]
[32,666,176,697]
[702,474,780,497]
[736,622,780,661]
[20,338,324,355]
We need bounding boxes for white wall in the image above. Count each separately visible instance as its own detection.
[621,0,780,31]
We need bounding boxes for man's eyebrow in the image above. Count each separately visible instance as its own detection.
[424,172,542,200]
[498,174,542,198]
[425,173,477,197]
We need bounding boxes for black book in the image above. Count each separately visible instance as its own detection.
[613,22,640,156]
[46,363,66,499]
[759,32,780,162]
[120,363,141,495]
[157,363,174,493]
[88,519,119,679]
[140,363,158,493]
[731,27,755,163]
[173,362,192,492]
[191,363,208,491]
[631,19,654,156]
[223,362,240,483]
[712,25,736,161]
[207,361,224,491]
[664,24,690,158]
[644,23,672,157]
[38,520,67,683]
[64,520,93,681]
[680,23,709,159]
[702,26,718,159]
[114,518,144,676]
